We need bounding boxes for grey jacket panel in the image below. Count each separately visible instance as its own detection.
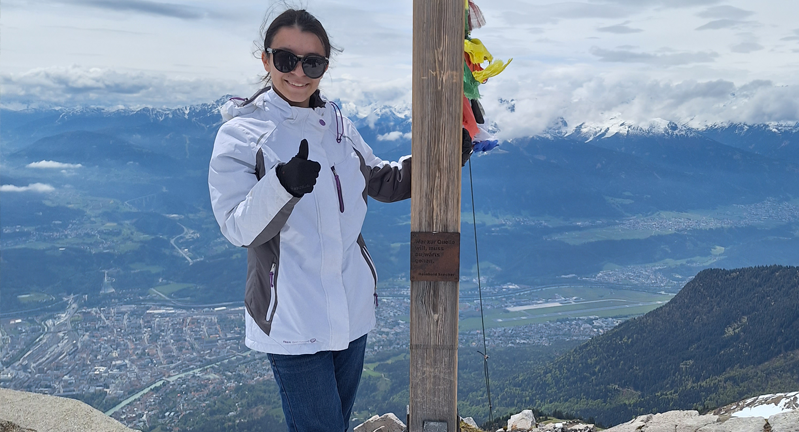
[246,148,298,249]
[243,148,298,336]
[353,148,412,203]
[245,236,280,336]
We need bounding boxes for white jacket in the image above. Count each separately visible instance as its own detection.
[208,89,411,355]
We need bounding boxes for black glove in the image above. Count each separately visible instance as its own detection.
[277,139,321,197]
[462,128,474,167]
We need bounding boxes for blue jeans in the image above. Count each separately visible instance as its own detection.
[268,334,367,432]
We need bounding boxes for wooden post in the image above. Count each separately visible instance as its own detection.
[409,0,463,430]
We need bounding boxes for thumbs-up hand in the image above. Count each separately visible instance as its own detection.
[277,139,321,197]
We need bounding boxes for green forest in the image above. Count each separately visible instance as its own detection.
[496,265,799,426]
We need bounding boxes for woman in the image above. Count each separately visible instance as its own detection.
[207,8,414,431]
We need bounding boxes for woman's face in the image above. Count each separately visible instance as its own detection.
[262,26,327,108]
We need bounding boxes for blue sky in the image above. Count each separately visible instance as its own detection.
[2,0,799,138]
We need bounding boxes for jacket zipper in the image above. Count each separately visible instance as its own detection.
[266,262,277,321]
[361,245,378,308]
[331,166,344,213]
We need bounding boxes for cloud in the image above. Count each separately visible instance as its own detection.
[697,6,754,20]
[27,160,83,169]
[500,3,631,26]
[476,73,799,140]
[696,19,752,30]
[781,29,799,41]
[0,65,234,108]
[61,0,208,20]
[731,42,764,53]
[0,183,55,193]
[377,131,412,141]
[590,47,718,66]
[597,21,642,34]
[592,0,720,7]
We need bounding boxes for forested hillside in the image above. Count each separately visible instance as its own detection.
[496,265,799,426]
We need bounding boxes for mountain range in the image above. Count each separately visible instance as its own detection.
[3,100,799,313]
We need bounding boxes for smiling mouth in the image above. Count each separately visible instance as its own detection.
[286,80,307,88]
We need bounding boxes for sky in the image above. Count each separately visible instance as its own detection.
[2,0,799,138]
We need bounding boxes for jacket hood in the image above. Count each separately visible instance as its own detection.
[218,88,328,123]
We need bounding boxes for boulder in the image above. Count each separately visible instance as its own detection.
[564,423,595,432]
[769,410,799,432]
[0,388,138,432]
[507,409,536,431]
[539,422,563,432]
[462,417,479,428]
[353,413,406,432]
[696,417,769,432]
[603,400,799,432]
[0,419,36,432]
[603,411,718,432]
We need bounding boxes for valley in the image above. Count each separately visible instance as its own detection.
[3,103,799,430]
[0,285,628,431]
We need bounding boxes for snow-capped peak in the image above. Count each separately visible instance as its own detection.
[567,115,696,142]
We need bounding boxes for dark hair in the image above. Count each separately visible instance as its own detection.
[257,8,339,84]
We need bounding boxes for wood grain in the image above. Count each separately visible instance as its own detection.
[409,0,463,430]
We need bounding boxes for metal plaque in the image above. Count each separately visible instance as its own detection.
[410,232,460,282]
[423,420,448,432]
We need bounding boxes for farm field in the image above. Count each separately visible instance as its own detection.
[458,286,674,331]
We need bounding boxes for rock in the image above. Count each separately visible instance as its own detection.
[0,419,36,432]
[769,410,799,432]
[603,410,718,432]
[461,416,479,429]
[539,422,563,432]
[714,392,799,419]
[508,409,536,431]
[353,413,406,432]
[602,397,799,432]
[0,388,138,432]
[696,417,769,432]
[564,423,595,432]
[459,417,483,432]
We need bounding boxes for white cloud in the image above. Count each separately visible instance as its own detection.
[781,29,799,41]
[696,19,754,31]
[590,47,718,65]
[0,65,236,108]
[731,42,764,53]
[595,0,719,7]
[58,0,213,20]
[377,131,412,141]
[697,6,754,20]
[480,73,799,140]
[500,2,631,26]
[0,183,56,193]
[597,22,643,34]
[27,160,83,169]
[2,0,799,137]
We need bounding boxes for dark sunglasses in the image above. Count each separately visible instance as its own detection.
[266,48,329,79]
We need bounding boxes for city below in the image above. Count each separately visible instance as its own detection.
[1,284,629,430]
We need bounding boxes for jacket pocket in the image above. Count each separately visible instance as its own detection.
[245,247,279,337]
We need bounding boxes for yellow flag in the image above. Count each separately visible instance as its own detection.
[473,58,513,83]
[464,38,493,64]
